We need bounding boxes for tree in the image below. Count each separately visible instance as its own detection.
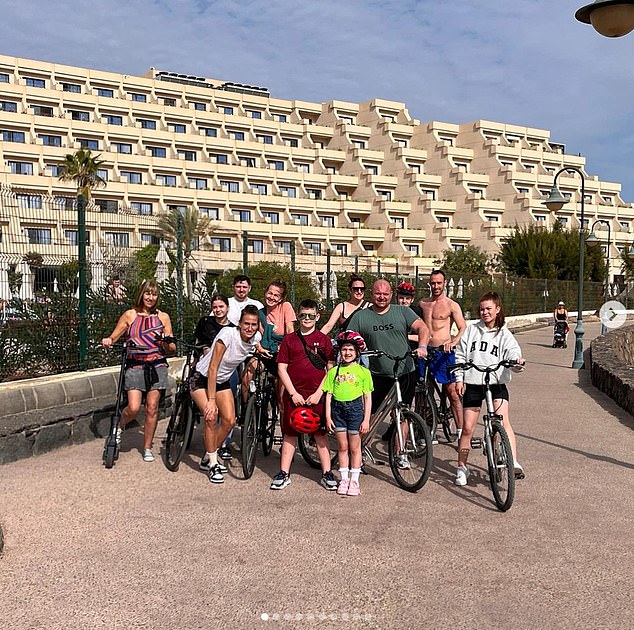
[435,245,490,274]
[498,223,604,281]
[57,148,106,199]
[620,248,634,282]
[156,207,213,296]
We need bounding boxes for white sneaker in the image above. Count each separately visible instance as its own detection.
[397,455,411,470]
[455,465,468,486]
[143,448,155,462]
[514,461,525,480]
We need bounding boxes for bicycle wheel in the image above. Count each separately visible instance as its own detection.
[163,394,193,472]
[241,395,258,479]
[260,389,277,456]
[103,435,118,469]
[488,422,515,512]
[414,386,439,439]
[388,409,432,492]
[297,430,338,469]
[439,395,459,443]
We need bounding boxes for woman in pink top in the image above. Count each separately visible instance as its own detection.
[102,280,176,462]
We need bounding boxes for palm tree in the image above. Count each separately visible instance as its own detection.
[57,147,106,200]
[157,206,213,296]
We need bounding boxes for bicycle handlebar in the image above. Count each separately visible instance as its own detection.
[362,349,418,362]
[449,359,523,374]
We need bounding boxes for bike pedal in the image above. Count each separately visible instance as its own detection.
[470,437,483,449]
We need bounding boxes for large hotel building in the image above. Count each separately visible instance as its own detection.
[0,53,632,282]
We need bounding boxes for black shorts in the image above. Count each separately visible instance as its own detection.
[463,383,509,408]
[190,371,231,394]
[371,371,417,414]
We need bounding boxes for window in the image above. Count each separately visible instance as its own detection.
[517,187,530,194]
[0,73,9,83]
[17,194,42,209]
[211,237,231,251]
[251,184,267,195]
[437,216,450,224]
[96,168,108,181]
[69,109,90,122]
[469,188,485,198]
[95,199,118,213]
[306,188,321,199]
[25,77,46,88]
[268,160,284,170]
[534,215,546,222]
[296,162,310,173]
[65,229,91,246]
[221,180,240,193]
[291,214,309,226]
[177,149,196,161]
[104,114,123,125]
[256,134,273,144]
[455,162,469,172]
[239,156,256,167]
[420,189,436,200]
[112,142,132,154]
[62,83,81,93]
[283,137,299,147]
[8,161,33,175]
[131,202,153,215]
[602,195,614,204]
[79,138,99,150]
[26,228,51,244]
[189,177,208,190]
[46,164,61,176]
[193,102,206,111]
[96,88,114,98]
[364,164,379,175]
[199,207,219,219]
[378,190,392,201]
[620,221,630,229]
[30,105,53,117]
[274,240,291,254]
[148,146,167,158]
[583,194,593,202]
[38,134,61,147]
[392,217,405,228]
[229,130,245,141]
[305,241,322,255]
[139,119,157,129]
[2,130,25,142]
[405,244,419,255]
[232,210,252,222]
[156,174,177,187]
[53,196,76,211]
[263,211,279,224]
[214,154,229,165]
[222,106,234,115]
[275,114,287,123]
[485,215,500,222]
[279,186,296,198]
[249,239,264,254]
[104,232,129,247]
[332,243,348,256]
[162,97,177,107]
[352,140,366,149]
[452,244,465,251]
[130,93,147,103]
[319,216,335,227]
[340,116,355,124]
[521,163,535,171]
[396,138,408,148]
[169,123,186,134]
[247,110,262,119]
[559,217,569,226]
[0,101,17,113]
[201,127,217,137]
[141,233,160,245]
[120,171,142,184]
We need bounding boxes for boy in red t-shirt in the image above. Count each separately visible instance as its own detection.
[271,299,336,490]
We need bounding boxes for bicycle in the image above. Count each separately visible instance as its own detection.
[414,346,459,444]
[449,359,521,512]
[240,353,281,479]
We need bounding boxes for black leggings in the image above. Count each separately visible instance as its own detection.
[371,371,417,414]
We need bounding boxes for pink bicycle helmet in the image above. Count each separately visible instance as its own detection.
[336,330,367,355]
[396,281,416,296]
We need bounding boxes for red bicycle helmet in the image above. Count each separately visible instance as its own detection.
[397,281,416,296]
[336,330,367,354]
[289,406,321,434]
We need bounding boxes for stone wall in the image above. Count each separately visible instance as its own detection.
[590,326,634,417]
[0,359,183,465]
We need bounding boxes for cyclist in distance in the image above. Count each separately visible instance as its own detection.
[419,269,467,439]
[102,279,176,462]
[227,274,263,325]
[453,291,525,487]
[190,305,262,484]
[320,274,370,335]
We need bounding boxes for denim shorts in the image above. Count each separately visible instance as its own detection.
[331,397,364,434]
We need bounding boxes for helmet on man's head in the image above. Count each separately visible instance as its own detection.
[336,330,366,354]
[289,406,321,434]
[396,282,415,296]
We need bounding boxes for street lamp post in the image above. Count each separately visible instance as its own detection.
[543,166,587,369]
[586,219,613,334]
[576,0,634,37]
[175,209,184,350]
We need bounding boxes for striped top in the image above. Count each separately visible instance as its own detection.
[127,312,165,363]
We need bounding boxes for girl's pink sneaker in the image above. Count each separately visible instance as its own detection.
[347,480,361,496]
[337,478,350,495]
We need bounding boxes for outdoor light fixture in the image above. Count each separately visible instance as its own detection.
[576,0,634,37]
[586,219,613,334]
[543,166,587,368]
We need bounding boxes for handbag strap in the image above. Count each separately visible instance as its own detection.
[296,330,328,366]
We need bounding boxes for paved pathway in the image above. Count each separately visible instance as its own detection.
[1,322,633,630]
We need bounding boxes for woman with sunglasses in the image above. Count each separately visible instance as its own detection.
[320,274,370,336]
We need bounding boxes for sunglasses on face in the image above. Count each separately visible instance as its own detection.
[351,286,365,292]
[298,313,317,320]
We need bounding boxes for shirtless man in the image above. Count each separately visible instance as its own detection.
[419,269,467,436]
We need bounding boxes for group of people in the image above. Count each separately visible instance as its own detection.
[102,269,526,492]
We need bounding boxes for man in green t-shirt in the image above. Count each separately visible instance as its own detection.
[347,279,428,414]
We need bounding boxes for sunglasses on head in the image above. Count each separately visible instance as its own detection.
[298,312,317,320]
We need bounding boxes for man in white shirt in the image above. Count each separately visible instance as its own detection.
[227,275,264,325]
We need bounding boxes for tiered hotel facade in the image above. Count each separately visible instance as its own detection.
[0,53,632,281]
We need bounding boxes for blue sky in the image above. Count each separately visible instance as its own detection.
[2,0,634,200]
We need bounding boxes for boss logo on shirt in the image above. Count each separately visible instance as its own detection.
[372,323,394,331]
